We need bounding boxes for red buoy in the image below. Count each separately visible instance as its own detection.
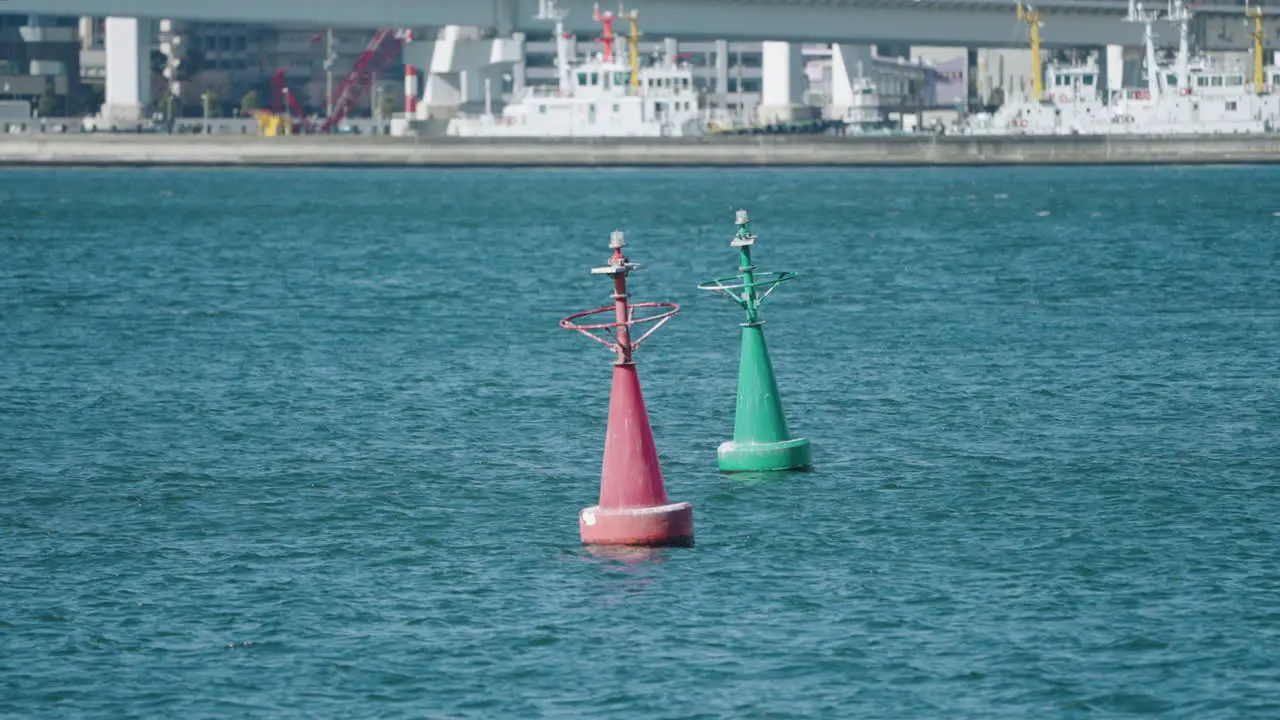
[560,231,694,547]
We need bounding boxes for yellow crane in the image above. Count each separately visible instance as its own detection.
[621,3,641,92]
[1246,3,1266,93]
[1017,1,1044,101]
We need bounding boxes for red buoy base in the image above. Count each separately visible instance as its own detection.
[579,502,694,547]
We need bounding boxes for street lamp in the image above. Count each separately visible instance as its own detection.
[324,29,337,118]
[282,87,293,135]
[201,91,212,134]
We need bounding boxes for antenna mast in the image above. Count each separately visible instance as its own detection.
[1246,3,1267,93]
[1017,2,1044,101]
[539,0,573,91]
[592,3,617,64]
[1167,0,1192,94]
[621,3,641,92]
[1126,1,1163,98]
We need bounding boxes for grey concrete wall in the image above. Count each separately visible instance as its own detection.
[4,133,1280,167]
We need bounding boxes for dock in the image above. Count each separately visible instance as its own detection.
[4,133,1280,167]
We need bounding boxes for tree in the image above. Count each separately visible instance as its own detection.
[201,90,221,118]
[154,89,176,121]
[37,85,59,118]
[240,89,260,116]
[83,83,105,114]
[379,89,400,120]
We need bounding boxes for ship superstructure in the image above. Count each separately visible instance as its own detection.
[447,1,704,138]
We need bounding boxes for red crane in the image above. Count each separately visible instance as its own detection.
[317,29,406,133]
[270,70,307,117]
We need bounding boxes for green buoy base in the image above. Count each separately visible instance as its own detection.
[717,437,813,473]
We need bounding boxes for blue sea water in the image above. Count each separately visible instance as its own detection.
[1,166,1278,718]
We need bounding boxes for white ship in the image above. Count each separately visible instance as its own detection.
[965,55,1111,135]
[447,1,704,138]
[963,0,1280,135]
[842,74,888,132]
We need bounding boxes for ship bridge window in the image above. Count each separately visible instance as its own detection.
[1083,74,1095,86]
[1273,73,1280,85]
[1227,75,1244,86]
[578,72,587,86]
[1166,74,1178,86]
[614,72,629,86]
[1227,100,1238,111]
[682,78,690,89]
[1211,76,1223,86]
[590,72,599,85]
[1197,76,1209,87]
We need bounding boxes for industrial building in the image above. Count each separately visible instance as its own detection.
[2,13,988,127]
[0,4,1259,132]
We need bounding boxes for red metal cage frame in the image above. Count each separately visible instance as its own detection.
[560,301,679,353]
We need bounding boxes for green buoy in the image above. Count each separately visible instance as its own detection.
[698,209,812,473]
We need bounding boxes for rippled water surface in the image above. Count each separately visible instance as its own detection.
[2,166,1278,718]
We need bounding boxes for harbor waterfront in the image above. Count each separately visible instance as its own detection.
[7,133,1280,166]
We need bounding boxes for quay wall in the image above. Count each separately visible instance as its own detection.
[3,134,1280,167]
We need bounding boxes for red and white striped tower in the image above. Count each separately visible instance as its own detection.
[403,30,418,115]
[404,65,419,114]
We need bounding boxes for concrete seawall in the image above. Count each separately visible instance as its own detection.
[5,133,1280,167]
